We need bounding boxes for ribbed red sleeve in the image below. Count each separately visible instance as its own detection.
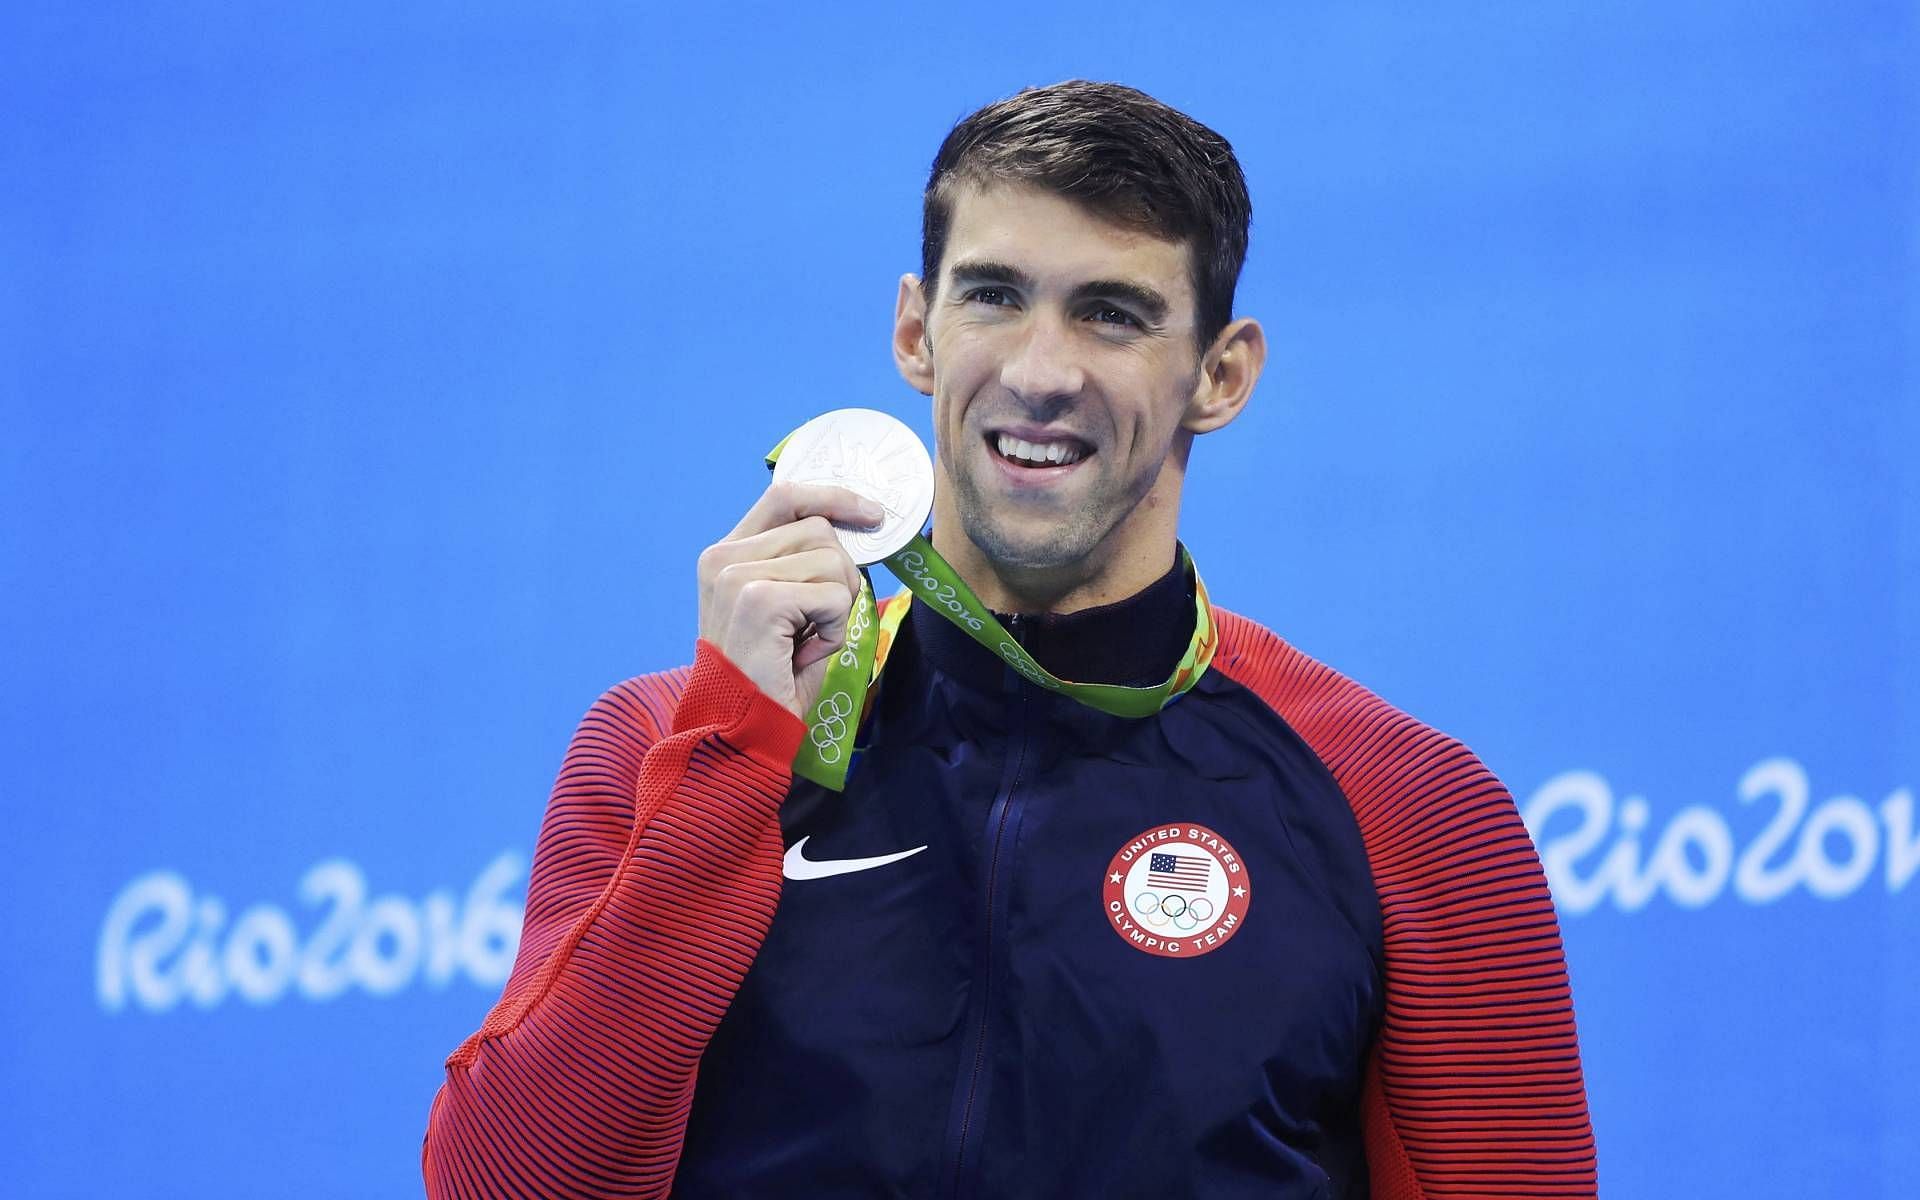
[1211,611,1598,1199]
[422,639,804,1200]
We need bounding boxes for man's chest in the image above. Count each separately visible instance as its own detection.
[675,688,1385,1199]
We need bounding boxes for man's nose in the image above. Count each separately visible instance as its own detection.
[999,310,1085,406]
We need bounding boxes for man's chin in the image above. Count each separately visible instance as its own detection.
[960,512,1099,574]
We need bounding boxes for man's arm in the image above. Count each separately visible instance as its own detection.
[1349,748,1595,1200]
[424,480,883,1199]
[1210,611,1598,1199]
[422,643,802,1200]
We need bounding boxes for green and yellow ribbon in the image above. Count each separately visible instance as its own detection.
[768,431,1218,790]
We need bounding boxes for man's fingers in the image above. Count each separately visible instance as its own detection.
[701,517,859,592]
[792,586,858,672]
[707,546,861,613]
[790,580,855,649]
[700,516,865,623]
[697,480,879,715]
[725,481,886,541]
[727,578,855,651]
[793,632,841,673]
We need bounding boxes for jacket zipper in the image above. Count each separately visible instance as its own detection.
[941,620,1033,1200]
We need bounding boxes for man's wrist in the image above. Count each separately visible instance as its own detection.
[675,639,807,771]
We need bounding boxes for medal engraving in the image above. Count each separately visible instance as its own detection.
[771,409,935,565]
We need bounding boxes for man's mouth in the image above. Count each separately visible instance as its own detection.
[988,431,1093,469]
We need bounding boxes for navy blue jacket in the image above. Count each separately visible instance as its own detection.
[673,559,1384,1198]
[425,561,1595,1200]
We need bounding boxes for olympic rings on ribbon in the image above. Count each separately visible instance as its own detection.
[807,691,854,763]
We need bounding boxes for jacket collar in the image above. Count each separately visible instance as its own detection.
[902,546,1196,696]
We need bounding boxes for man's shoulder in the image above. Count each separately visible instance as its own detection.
[1209,605,1456,756]
[1209,606,1514,833]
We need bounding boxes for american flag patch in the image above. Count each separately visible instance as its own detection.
[1148,852,1210,892]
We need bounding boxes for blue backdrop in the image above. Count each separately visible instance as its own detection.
[3,4,1913,1196]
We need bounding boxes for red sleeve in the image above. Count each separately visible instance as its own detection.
[1211,611,1598,1199]
[422,640,804,1200]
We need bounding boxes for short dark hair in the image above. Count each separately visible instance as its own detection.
[921,80,1252,350]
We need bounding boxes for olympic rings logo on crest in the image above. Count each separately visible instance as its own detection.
[1129,889,1216,933]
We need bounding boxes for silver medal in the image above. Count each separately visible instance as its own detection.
[771,408,935,565]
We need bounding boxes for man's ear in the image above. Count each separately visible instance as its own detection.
[893,274,935,396]
[1182,316,1267,434]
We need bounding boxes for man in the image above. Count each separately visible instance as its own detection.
[424,81,1596,1198]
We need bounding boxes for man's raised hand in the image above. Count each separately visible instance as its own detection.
[696,482,883,718]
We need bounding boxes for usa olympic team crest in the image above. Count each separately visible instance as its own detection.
[1102,823,1250,958]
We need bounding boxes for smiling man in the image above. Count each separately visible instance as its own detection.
[424,82,1597,1199]
[900,179,1252,616]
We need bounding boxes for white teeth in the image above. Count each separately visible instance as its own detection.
[995,432,1086,467]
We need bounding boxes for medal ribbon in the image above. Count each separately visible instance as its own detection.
[767,433,1219,791]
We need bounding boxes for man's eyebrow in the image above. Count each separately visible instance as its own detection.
[946,260,1035,290]
[946,260,1171,325]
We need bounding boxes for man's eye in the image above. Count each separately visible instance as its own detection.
[1090,306,1139,328]
[965,287,1013,307]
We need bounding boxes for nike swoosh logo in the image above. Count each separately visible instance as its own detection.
[782,835,928,881]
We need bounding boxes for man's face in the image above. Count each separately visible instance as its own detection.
[914,182,1205,576]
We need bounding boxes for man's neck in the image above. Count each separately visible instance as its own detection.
[902,537,1194,691]
[929,522,1179,616]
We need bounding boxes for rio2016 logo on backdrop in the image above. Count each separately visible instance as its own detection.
[1524,757,1915,915]
[93,752,1913,1016]
[96,855,524,1013]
